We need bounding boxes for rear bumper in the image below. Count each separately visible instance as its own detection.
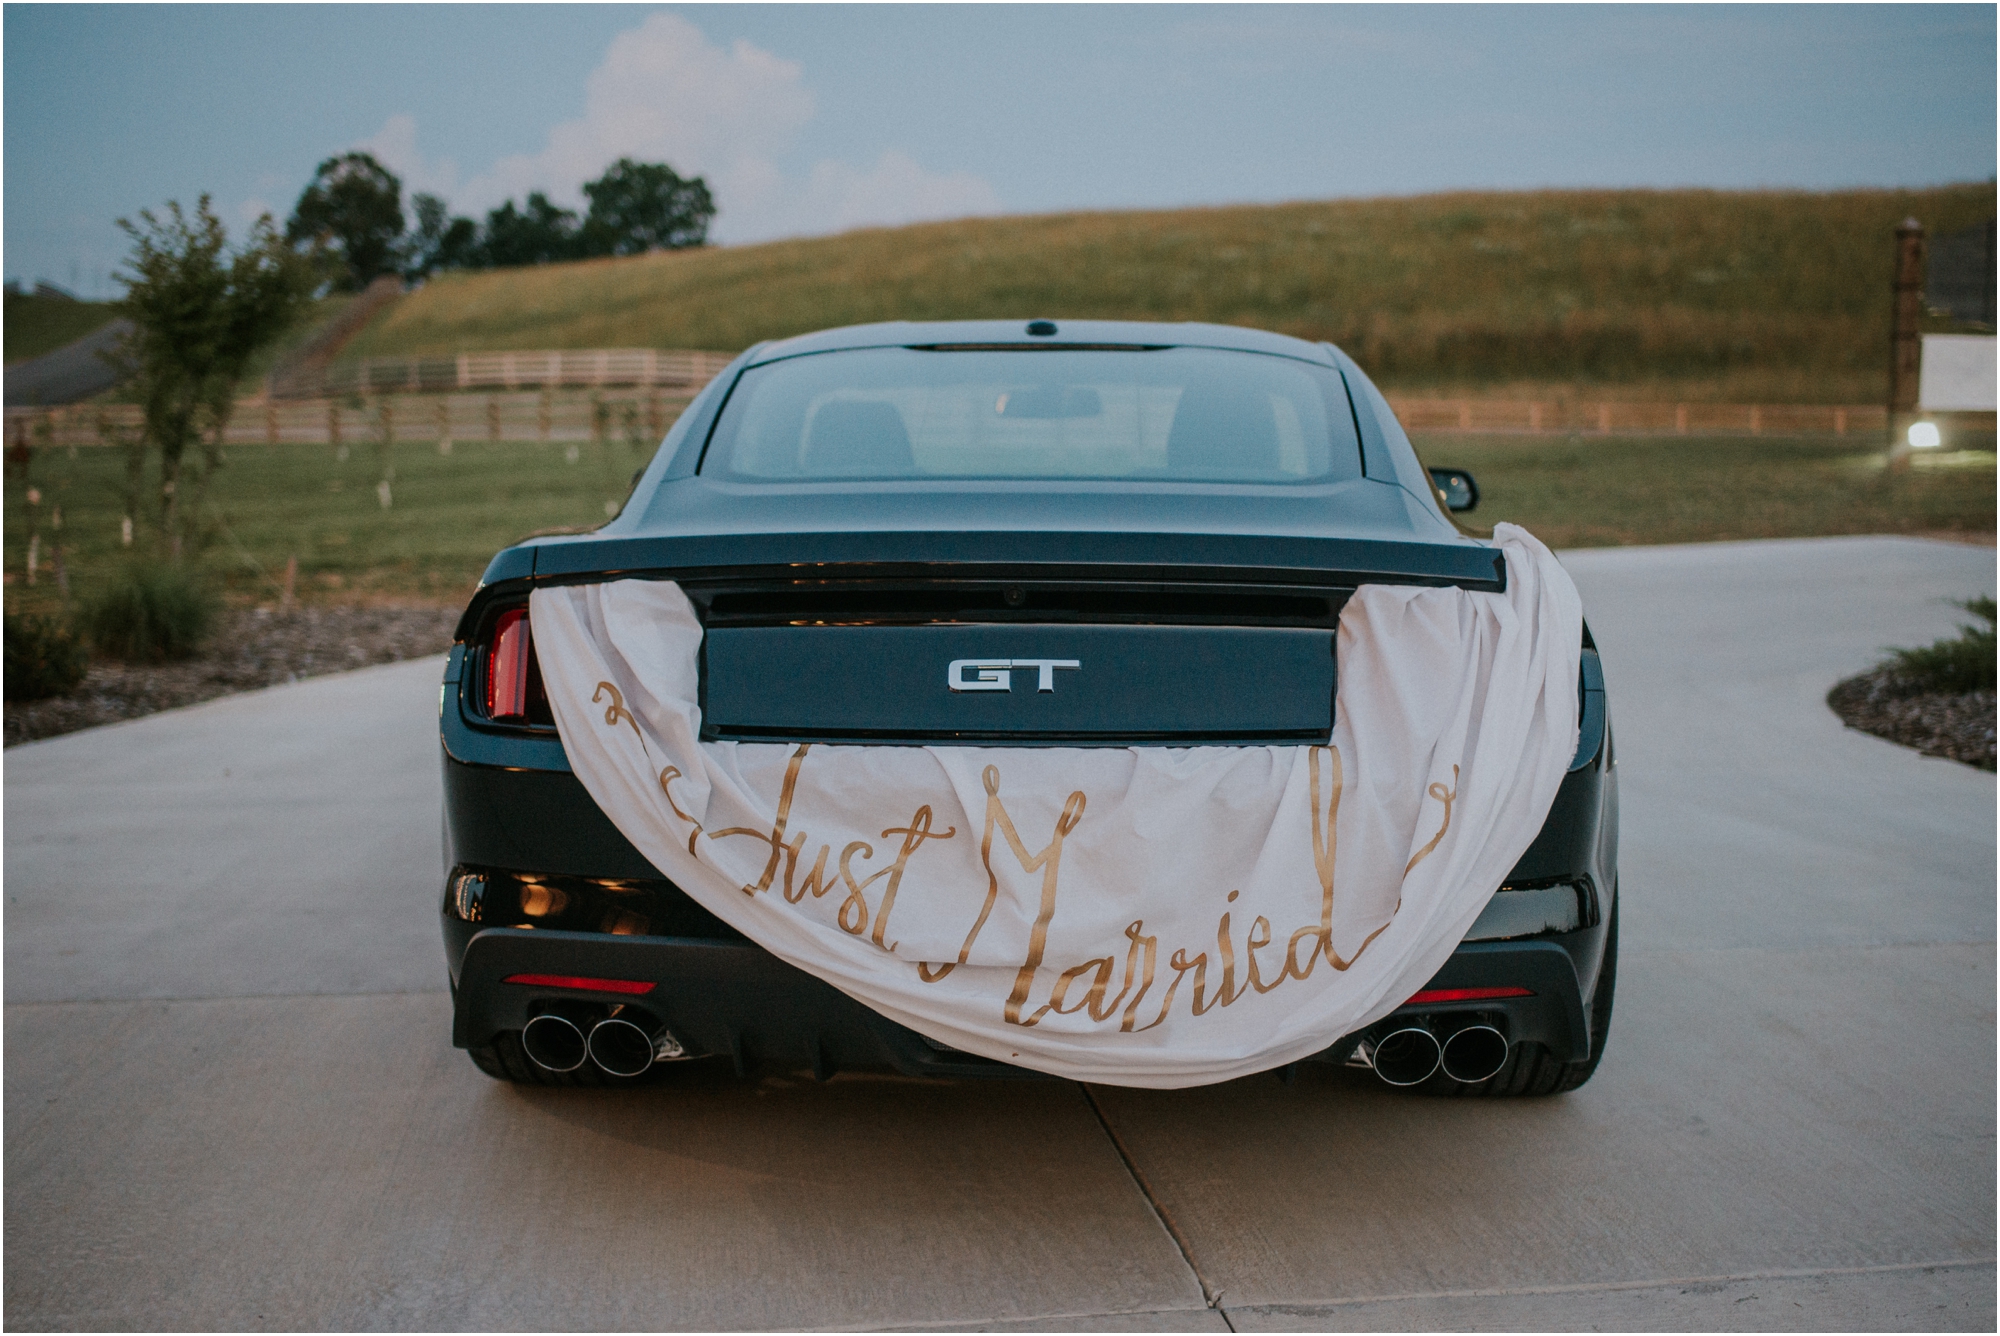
[454,927,1031,1079]
[449,922,1596,1080]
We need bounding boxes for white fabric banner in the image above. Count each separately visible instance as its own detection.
[528,522,1582,1088]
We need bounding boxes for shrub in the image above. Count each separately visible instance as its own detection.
[4,613,90,700]
[84,565,219,662]
[1884,596,1996,695]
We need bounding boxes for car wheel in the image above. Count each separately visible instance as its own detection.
[1419,889,1618,1098]
[466,1029,652,1087]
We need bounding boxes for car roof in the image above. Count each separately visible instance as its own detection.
[745,319,1338,366]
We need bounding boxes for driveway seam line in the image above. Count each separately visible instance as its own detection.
[1079,1083,1234,1330]
[2,988,452,1008]
[1238,1256,1994,1311]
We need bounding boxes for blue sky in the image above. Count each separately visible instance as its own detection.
[7,4,1994,297]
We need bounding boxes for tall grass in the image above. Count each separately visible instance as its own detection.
[351,185,1996,401]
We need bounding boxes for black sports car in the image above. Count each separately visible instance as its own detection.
[440,319,1617,1094]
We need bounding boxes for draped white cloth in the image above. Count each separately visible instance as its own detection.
[528,522,1581,1087]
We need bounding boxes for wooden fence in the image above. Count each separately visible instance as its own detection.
[1385,398,1888,436]
[6,391,1903,451]
[6,388,697,450]
[267,348,736,400]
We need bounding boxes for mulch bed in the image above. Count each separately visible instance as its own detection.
[4,605,460,747]
[1827,668,1996,771]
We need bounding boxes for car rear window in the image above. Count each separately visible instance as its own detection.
[701,346,1364,483]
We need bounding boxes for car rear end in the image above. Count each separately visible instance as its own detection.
[438,323,1617,1090]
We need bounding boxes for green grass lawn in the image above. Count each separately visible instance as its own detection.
[1414,433,1996,548]
[3,430,659,616]
[4,430,1991,619]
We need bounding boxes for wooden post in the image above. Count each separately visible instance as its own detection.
[1749,405,1762,435]
[1598,404,1611,434]
[1528,402,1542,432]
[1675,403,1688,434]
[1457,401,1471,430]
[266,404,279,444]
[487,397,502,442]
[1835,406,1848,436]
[1889,217,1925,468]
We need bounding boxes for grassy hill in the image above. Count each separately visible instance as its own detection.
[347,185,1995,403]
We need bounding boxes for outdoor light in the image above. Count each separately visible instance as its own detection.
[1907,421,1942,449]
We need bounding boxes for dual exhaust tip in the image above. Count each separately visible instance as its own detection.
[1368,1020,1510,1087]
[522,1004,686,1077]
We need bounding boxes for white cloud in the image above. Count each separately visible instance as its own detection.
[358,113,460,200]
[370,12,998,244]
[457,11,813,218]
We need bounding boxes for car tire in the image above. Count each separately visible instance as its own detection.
[466,1029,652,1087]
[1420,889,1618,1098]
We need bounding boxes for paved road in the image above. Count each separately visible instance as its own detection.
[4,317,133,407]
[6,536,1993,1330]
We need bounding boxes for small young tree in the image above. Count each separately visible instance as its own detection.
[287,152,406,290]
[117,196,311,557]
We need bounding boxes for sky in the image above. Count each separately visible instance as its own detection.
[6,3,1995,298]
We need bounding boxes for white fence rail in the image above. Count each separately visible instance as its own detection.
[7,388,698,449]
[268,348,736,400]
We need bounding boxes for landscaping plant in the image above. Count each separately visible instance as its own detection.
[83,565,219,662]
[3,613,89,700]
[1884,596,1997,695]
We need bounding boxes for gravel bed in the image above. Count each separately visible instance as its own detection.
[5,605,460,747]
[1826,668,1996,771]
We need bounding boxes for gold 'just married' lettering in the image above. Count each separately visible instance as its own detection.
[588,690,1457,1032]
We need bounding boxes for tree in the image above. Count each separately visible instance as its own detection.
[287,152,405,290]
[117,197,312,557]
[405,193,481,279]
[581,158,714,255]
[478,192,580,267]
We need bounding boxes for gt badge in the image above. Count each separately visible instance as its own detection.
[948,658,1081,693]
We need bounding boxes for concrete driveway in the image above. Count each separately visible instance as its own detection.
[6,535,1993,1330]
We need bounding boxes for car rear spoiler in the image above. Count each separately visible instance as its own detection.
[485,530,1506,592]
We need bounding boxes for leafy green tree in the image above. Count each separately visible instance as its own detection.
[405,192,481,278]
[286,151,406,290]
[581,158,715,255]
[117,197,312,557]
[478,192,581,267]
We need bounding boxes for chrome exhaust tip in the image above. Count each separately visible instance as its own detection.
[1440,1024,1510,1084]
[1371,1025,1443,1087]
[587,1007,686,1077]
[521,1011,591,1073]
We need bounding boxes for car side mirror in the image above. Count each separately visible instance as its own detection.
[1428,467,1479,513]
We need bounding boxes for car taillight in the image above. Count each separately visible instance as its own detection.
[1404,985,1534,1006]
[484,607,550,724]
[502,972,657,995]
